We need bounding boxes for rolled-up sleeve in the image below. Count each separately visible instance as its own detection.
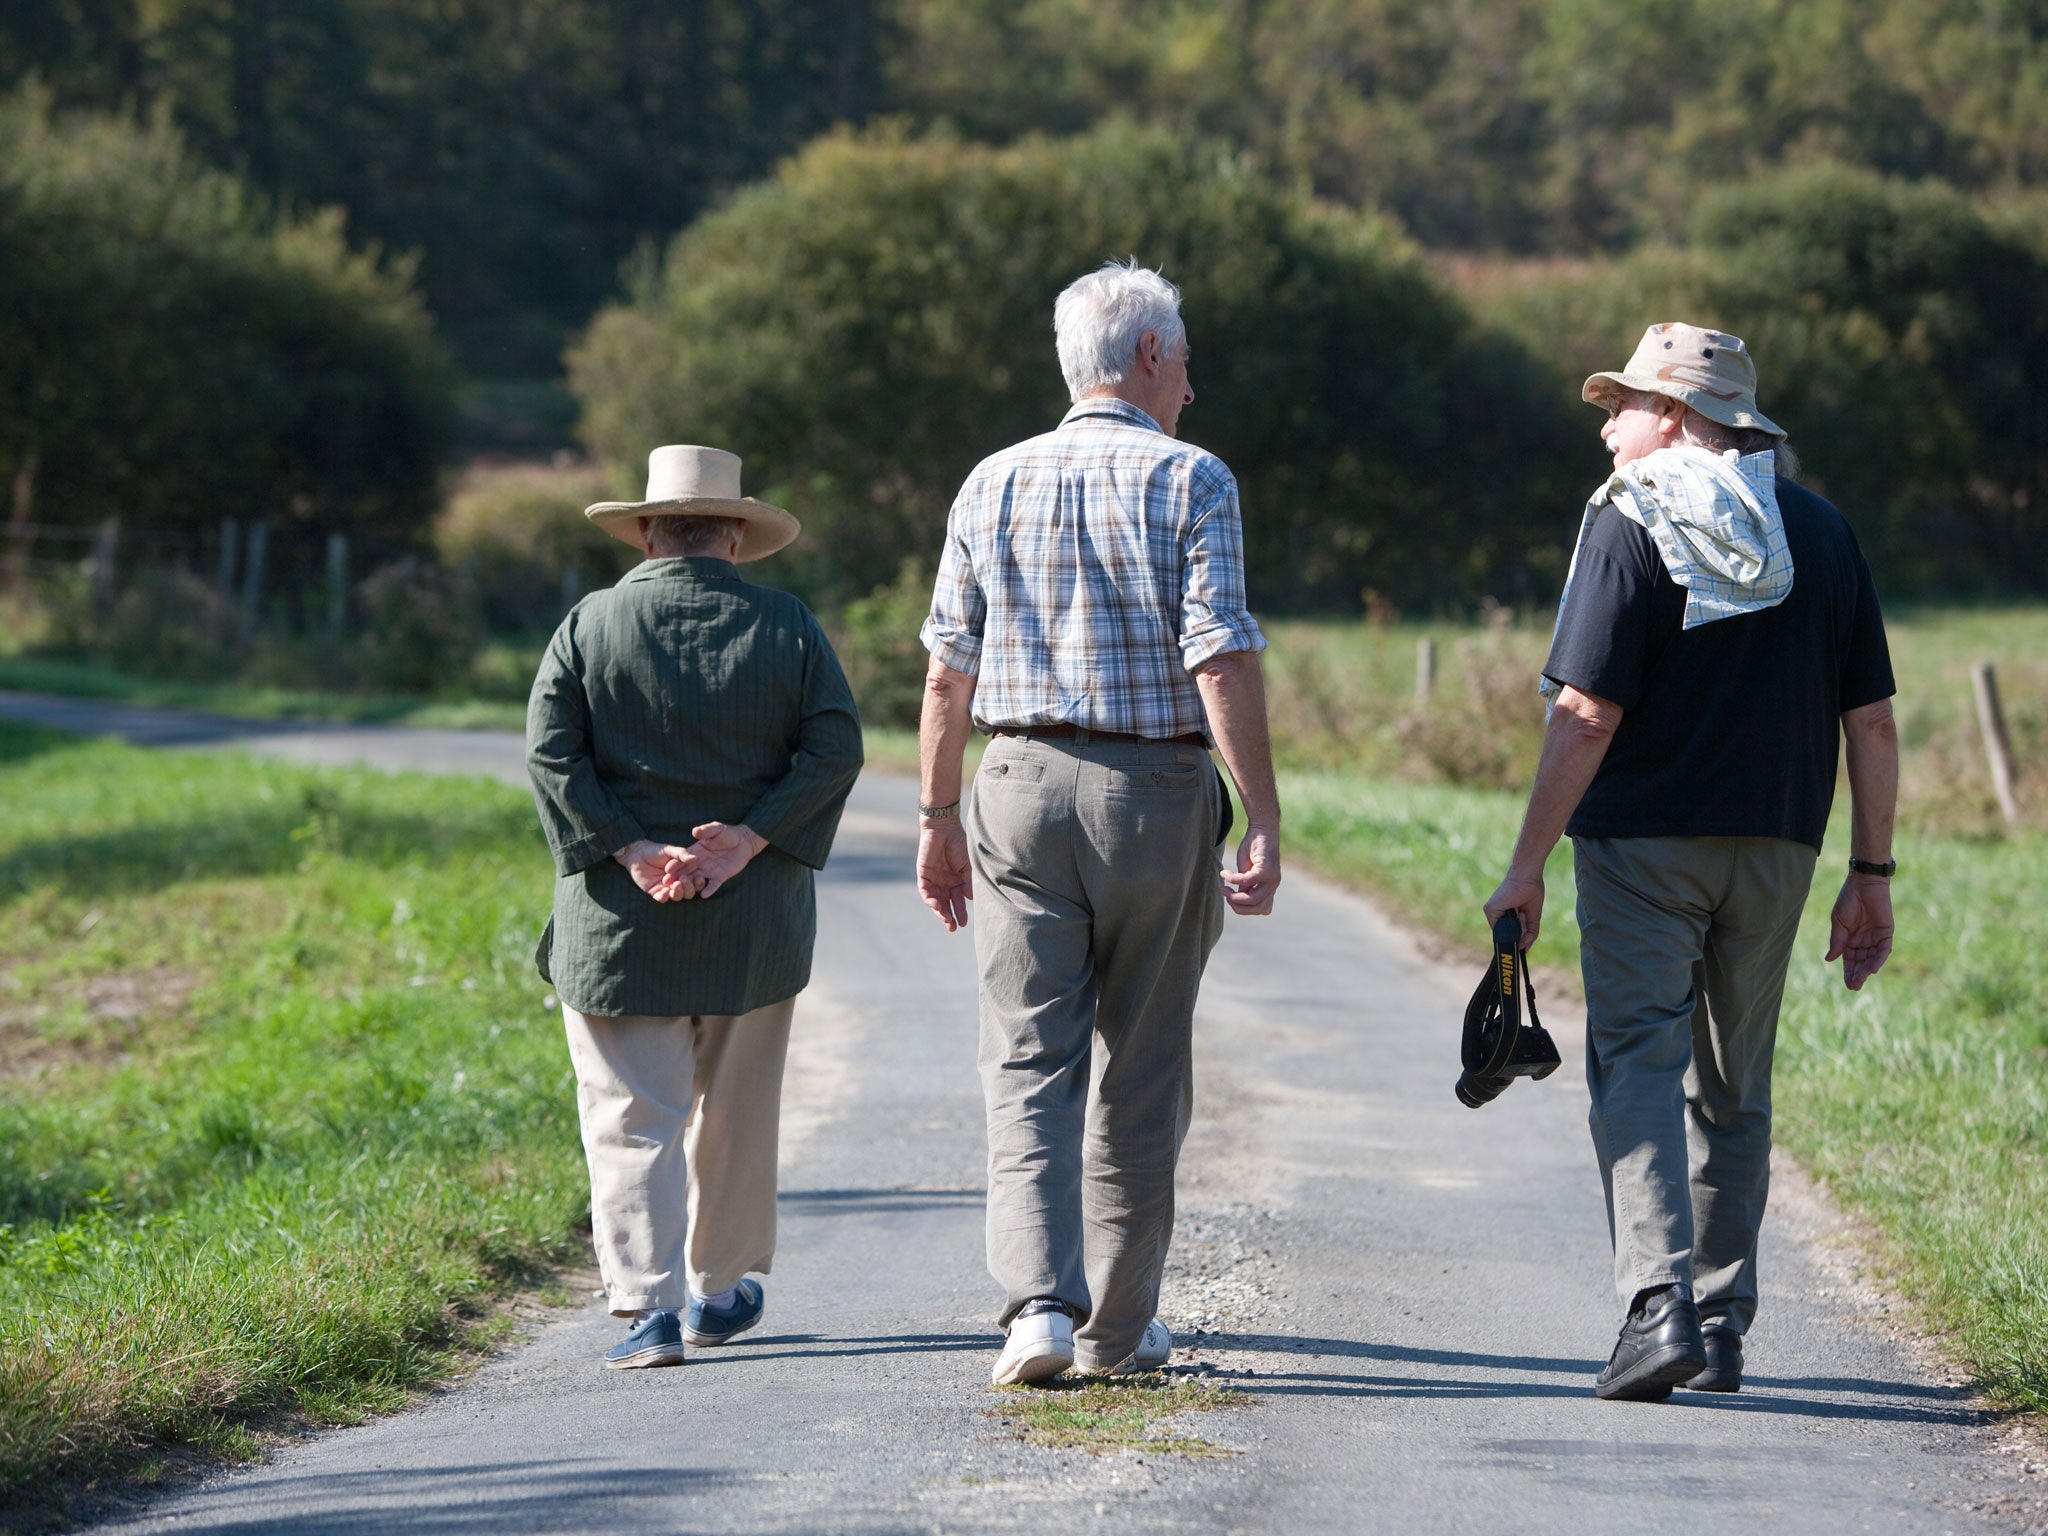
[919,496,986,675]
[526,617,644,877]
[1178,472,1266,670]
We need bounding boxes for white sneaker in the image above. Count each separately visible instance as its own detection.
[1080,1318,1173,1376]
[992,1308,1075,1385]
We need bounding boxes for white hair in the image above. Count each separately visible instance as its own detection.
[1053,260,1187,402]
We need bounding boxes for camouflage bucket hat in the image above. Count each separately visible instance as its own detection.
[1582,322,1787,439]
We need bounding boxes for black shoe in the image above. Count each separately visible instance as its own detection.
[1595,1283,1706,1401]
[1685,1327,1743,1392]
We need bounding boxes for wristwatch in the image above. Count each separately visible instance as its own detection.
[1848,857,1896,878]
[919,800,960,821]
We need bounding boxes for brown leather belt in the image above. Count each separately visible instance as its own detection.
[991,724,1209,748]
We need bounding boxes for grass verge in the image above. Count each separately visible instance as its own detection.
[0,720,582,1525]
[0,656,527,731]
[985,1377,1248,1456]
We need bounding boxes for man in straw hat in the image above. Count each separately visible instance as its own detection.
[527,444,862,1369]
[1483,323,1899,1400]
[917,260,1282,1385]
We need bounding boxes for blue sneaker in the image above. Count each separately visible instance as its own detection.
[684,1278,765,1346]
[604,1309,686,1370]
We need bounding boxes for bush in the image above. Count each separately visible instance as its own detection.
[433,461,636,636]
[829,560,936,729]
[348,559,481,695]
[0,86,454,559]
[570,122,1584,613]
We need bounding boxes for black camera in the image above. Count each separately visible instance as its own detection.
[1455,912,1562,1108]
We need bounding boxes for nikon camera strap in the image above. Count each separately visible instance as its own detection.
[1460,913,1544,1081]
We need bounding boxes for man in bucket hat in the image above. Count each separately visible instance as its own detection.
[1483,323,1900,1401]
[527,445,863,1369]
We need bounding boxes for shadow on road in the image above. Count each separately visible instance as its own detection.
[687,1331,992,1365]
[1195,1331,1988,1425]
[779,1187,985,1215]
[100,1461,741,1536]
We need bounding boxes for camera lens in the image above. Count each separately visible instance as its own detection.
[1455,1071,1507,1109]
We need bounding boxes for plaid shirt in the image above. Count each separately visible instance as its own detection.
[920,398,1265,740]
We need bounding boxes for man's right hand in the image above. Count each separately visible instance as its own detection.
[613,839,694,902]
[1826,873,1895,990]
[1221,826,1280,916]
[917,821,974,932]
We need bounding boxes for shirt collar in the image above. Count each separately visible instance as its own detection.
[1059,397,1164,435]
[624,555,740,585]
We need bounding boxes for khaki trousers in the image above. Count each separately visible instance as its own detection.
[968,732,1226,1371]
[1573,836,1817,1333]
[561,996,794,1316]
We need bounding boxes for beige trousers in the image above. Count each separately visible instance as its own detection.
[561,996,795,1316]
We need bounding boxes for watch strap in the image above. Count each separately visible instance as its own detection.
[1848,856,1896,878]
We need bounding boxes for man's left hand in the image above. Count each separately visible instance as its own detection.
[1826,873,1894,990]
[676,822,768,899]
[1483,868,1545,950]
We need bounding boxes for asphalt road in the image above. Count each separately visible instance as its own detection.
[2,691,2039,1536]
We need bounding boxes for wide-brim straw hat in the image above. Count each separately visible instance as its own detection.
[584,445,800,562]
[1582,322,1787,439]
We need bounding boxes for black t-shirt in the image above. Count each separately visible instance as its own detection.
[1543,477,1895,849]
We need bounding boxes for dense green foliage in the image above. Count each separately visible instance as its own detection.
[572,125,1584,609]
[0,724,579,1509]
[888,0,2048,254]
[10,0,2046,370]
[0,88,452,550]
[1481,165,2048,593]
[0,0,877,372]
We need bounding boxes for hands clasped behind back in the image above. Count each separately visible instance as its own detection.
[614,822,769,903]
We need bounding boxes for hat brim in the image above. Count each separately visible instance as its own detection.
[1582,371,1786,439]
[583,496,801,562]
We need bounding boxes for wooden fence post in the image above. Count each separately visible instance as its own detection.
[215,518,240,601]
[325,532,349,641]
[237,519,269,643]
[4,447,35,592]
[1414,636,1435,707]
[1971,661,2021,825]
[89,517,120,620]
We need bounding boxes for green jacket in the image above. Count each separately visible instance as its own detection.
[526,556,863,1017]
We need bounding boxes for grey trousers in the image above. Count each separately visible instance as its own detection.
[562,997,795,1316]
[968,732,1226,1371]
[1574,836,1817,1333]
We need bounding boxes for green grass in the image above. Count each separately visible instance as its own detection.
[0,655,528,731]
[985,1377,1247,1455]
[0,721,582,1520]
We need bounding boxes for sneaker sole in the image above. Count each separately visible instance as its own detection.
[604,1344,687,1370]
[992,1341,1075,1386]
[1595,1344,1707,1401]
[682,1312,763,1348]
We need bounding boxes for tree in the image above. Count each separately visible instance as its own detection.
[0,87,453,560]
[570,122,1583,612]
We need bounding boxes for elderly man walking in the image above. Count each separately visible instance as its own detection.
[527,445,863,1370]
[917,261,1282,1385]
[1484,324,1898,1401]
